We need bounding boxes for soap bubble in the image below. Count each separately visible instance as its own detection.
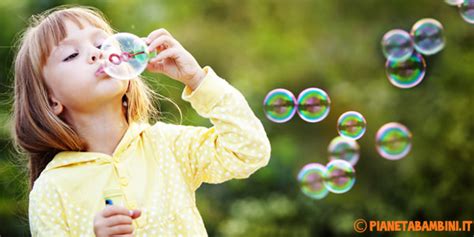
[410,18,445,55]
[376,122,413,160]
[297,163,329,200]
[381,29,414,62]
[445,0,463,6]
[263,89,296,123]
[385,52,426,88]
[328,136,359,166]
[101,32,156,80]
[296,88,331,123]
[460,0,474,24]
[328,136,360,166]
[323,160,356,194]
[337,111,367,140]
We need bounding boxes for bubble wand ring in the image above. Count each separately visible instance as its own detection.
[101,32,157,80]
[108,51,148,65]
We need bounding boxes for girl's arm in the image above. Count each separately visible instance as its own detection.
[29,178,69,236]
[145,28,271,191]
[151,66,271,191]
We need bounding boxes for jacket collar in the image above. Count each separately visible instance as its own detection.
[43,122,150,172]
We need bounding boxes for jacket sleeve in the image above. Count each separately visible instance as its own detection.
[151,66,271,191]
[29,177,69,236]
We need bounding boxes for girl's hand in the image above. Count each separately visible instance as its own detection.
[146,28,205,90]
[93,205,141,237]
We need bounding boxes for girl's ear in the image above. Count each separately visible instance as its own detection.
[49,96,64,115]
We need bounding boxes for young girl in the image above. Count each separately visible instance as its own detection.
[12,6,271,236]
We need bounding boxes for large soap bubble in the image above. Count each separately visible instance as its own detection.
[101,32,156,80]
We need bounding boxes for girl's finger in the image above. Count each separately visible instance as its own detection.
[147,60,164,72]
[102,206,132,218]
[146,28,172,43]
[105,215,133,227]
[149,48,180,63]
[147,35,177,52]
[109,224,134,235]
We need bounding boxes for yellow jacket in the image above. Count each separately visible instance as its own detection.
[29,67,271,236]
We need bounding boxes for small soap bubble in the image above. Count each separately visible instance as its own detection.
[385,52,426,88]
[323,160,356,194]
[460,0,474,24]
[328,136,360,166]
[337,111,367,140]
[445,0,463,6]
[101,32,156,80]
[376,122,413,160]
[296,88,331,123]
[410,18,445,55]
[263,89,296,123]
[297,163,329,200]
[381,29,414,62]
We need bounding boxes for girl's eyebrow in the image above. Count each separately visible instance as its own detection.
[52,29,107,59]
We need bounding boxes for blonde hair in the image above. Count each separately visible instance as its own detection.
[12,6,161,190]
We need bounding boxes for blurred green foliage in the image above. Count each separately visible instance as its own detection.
[0,0,473,236]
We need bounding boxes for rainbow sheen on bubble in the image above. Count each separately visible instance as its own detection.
[328,136,360,166]
[385,52,426,89]
[410,18,445,55]
[323,160,356,194]
[460,0,474,24]
[297,163,329,200]
[337,111,367,140]
[101,32,155,80]
[296,88,331,123]
[445,0,463,6]
[381,29,414,62]
[263,89,296,123]
[376,122,413,160]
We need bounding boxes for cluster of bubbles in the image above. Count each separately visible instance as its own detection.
[299,111,366,199]
[445,0,474,24]
[261,87,366,199]
[100,32,157,80]
[263,88,331,123]
[382,18,445,88]
[263,12,447,201]
[263,1,468,203]
[296,120,412,200]
[263,87,413,199]
[264,91,413,200]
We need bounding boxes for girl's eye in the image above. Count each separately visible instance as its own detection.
[63,53,78,62]
[97,44,102,49]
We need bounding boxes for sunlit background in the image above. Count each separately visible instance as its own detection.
[0,0,473,236]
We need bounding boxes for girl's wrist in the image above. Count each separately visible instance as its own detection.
[186,68,206,91]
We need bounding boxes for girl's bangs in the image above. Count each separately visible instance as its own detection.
[36,8,113,67]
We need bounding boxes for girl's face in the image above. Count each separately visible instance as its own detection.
[43,20,128,115]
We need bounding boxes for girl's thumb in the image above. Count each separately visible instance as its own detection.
[129,209,142,219]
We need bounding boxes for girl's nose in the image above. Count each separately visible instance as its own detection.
[88,48,103,64]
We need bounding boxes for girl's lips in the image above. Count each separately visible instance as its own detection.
[95,66,105,77]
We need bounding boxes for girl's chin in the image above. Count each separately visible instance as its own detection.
[97,81,128,97]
